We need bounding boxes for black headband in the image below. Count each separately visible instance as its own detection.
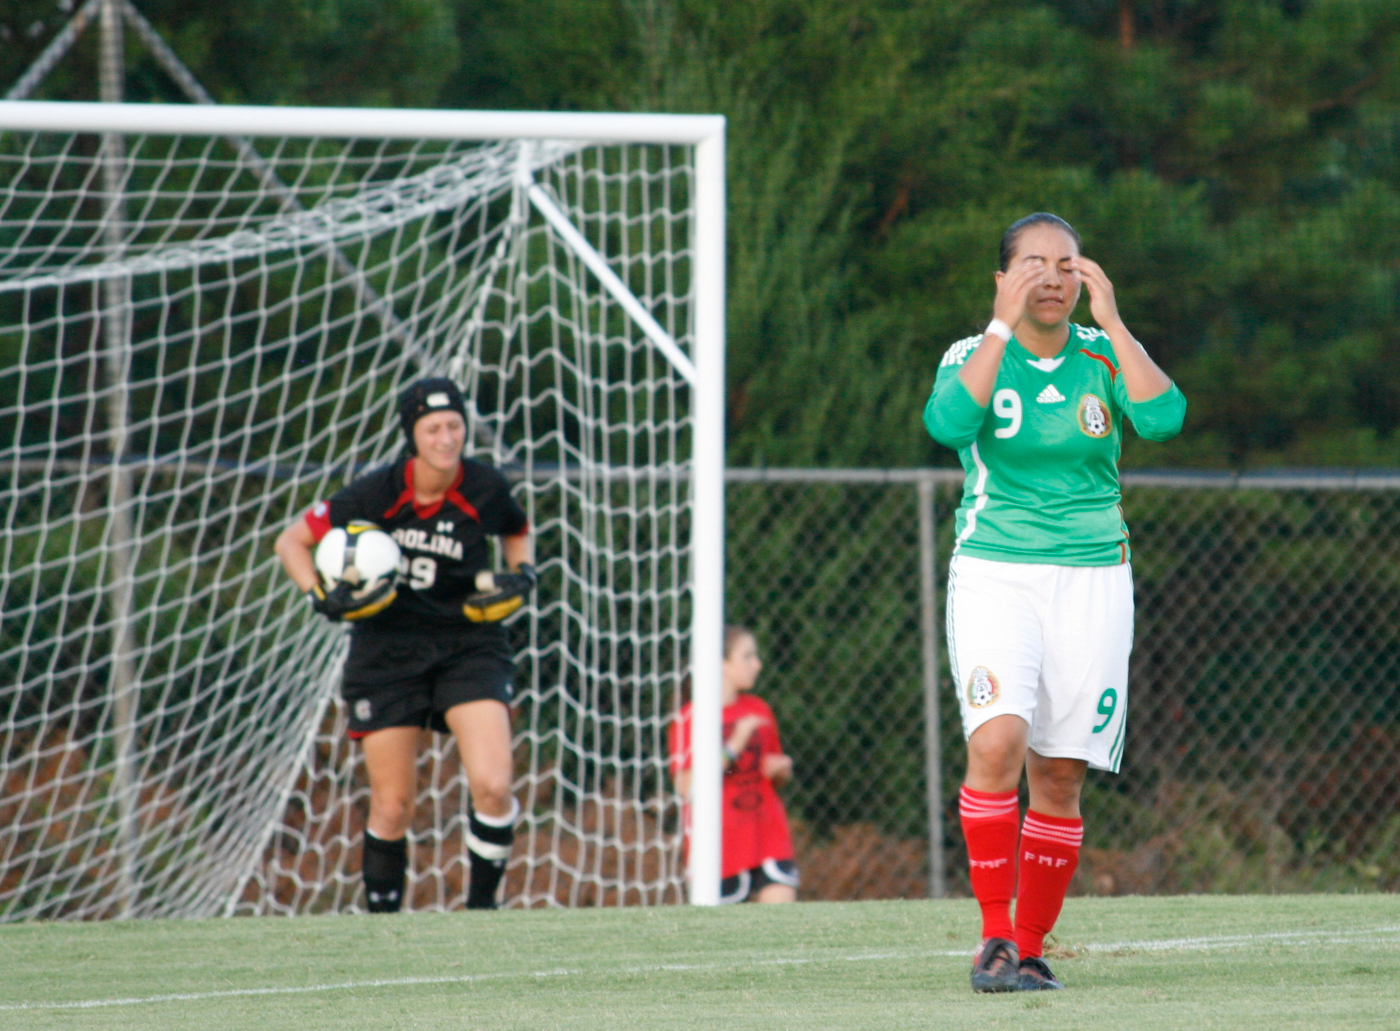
[398,377,468,454]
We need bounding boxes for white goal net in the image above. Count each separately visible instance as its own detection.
[0,103,726,919]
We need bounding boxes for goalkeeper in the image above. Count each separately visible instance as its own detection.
[924,214,1185,992]
[275,377,536,912]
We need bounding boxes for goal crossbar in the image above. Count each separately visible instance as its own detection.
[0,101,725,145]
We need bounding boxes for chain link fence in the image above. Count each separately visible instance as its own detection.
[725,468,1400,901]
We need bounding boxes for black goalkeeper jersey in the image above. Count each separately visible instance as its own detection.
[305,455,529,634]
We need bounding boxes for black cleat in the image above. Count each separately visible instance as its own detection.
[1018,956,1064,990]
[970,937,1020,993]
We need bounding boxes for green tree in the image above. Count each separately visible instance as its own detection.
[10,0,1400,468]
[2,0,459,108]
[437,0,1400,468]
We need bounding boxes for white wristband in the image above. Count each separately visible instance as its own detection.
[984,318,1013,343]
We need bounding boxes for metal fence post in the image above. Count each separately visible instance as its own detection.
[918,476,945,898]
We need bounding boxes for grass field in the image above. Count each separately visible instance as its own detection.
[1,895,1397,1030]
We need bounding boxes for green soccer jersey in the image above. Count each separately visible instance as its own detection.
[923,324,1186,565]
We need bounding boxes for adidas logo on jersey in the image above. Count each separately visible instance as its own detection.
[1036,385,1067,404]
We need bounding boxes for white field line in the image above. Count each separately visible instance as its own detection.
[4,925,1400,1013]
[1080,925,1400,954]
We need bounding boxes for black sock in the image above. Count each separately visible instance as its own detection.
[363,831,408,913]
[465,804,515,910]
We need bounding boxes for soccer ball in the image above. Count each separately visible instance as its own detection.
[314,521,401,618]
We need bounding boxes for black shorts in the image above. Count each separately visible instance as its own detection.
[719,859,799,904]
[341,627,515,737]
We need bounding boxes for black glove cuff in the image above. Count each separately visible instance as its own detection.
[306,583,343,622]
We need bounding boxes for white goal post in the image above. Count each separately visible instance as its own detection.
[0,100,725,914]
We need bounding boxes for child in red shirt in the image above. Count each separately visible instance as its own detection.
[670,625,798,903]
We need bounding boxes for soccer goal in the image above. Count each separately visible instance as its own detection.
[0,100,727,917]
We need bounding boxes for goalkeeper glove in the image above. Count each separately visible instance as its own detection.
[306,581,398,622]
[463,564,537,623]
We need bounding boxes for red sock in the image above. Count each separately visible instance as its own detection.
[959,786,1020,942]
[1014,810,1083,958]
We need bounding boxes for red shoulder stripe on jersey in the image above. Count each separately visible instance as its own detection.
[446,489,481,521]
[445,464,481,522]
[1079,348,1119,380]
[439,462,484,518]
[382,459,481,522]
[304,500,332,542]
[381,462,416,522]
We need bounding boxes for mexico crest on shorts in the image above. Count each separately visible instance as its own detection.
[966,666,1000,708]
[355,699,372,721]
[1077,393,1112,438]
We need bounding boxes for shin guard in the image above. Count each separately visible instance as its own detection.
[362,830,408,914]
[466,797,519,910]
[1014,811,1083,959]
[959,786,1020,942]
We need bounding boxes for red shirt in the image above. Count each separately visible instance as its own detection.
[669,693,795,878]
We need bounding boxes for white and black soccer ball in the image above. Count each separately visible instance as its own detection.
[314,521,402,608]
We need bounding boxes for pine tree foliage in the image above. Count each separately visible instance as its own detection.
[5,0,1399,468]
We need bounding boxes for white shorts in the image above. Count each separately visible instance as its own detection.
[947,554,1133,773]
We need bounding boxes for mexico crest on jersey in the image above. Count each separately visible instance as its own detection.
[967,666,1000,708]
[1077,394,1112,438]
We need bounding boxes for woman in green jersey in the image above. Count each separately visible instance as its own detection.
[924,213,1186,993]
